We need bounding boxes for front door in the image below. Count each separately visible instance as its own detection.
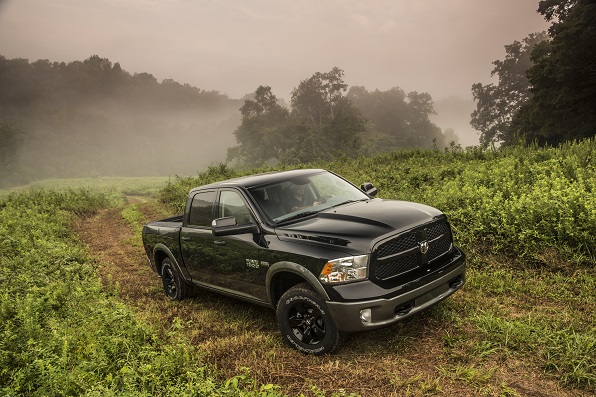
[211,189,266,302]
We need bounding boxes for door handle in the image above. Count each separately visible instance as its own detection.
[214,240,227,246]
[181,236,191,241]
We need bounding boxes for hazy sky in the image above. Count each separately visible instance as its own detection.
[0,0,549,101]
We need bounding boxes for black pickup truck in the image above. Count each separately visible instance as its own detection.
[142,169,465,354]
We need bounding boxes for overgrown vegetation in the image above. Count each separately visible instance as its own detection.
[0,189,289,396]
[163,138,596,266]
[0,176,171,199]
[158,139,595,391]
[2,140,594,395]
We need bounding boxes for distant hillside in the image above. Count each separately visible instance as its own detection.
[1,54,483,188]
[0,55,242,186]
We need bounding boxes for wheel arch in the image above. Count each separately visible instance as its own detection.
[266,261,330,308]
[152,244,189,281]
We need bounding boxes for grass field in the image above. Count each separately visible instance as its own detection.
[1,140,594,396]
[0,176,172,200]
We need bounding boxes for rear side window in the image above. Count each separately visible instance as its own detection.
[188,191,216,227]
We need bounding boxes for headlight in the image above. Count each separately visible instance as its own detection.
[319,255,369,284]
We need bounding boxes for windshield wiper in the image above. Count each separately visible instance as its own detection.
[330,199,366,209]
[276,211,320,225]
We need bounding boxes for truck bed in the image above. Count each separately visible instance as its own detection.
[146,215,183,228]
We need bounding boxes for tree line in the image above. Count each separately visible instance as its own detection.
[0,57,452,186]
[4,0,591,186]
[471,0,595,147]
[0,55,241,187]
[228,68,449,167]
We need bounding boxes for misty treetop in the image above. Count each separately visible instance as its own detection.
[472,0,596,147]
[228,67,450,167]
[0,54,242,187]
[0,55,234,114]
[348,87,444,151]
[471,32,549,147]
[2,56,456,186]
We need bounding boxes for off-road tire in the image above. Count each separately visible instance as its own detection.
[161,258,192,301]
[276,283,342,355]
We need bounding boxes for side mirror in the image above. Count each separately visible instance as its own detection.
[212,216,259,236]
[360,182,378,197]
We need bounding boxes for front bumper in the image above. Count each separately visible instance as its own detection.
[326,253,465,332]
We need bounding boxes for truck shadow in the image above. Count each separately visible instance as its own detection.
[170,283,454,356]
[176,287,460,396]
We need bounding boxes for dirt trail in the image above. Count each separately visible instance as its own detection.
[74,200,586,397]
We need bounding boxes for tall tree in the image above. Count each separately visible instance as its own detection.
[511,0,596,145]
[0,123,24,187]
[471,32,549,146]
[227,86,290,166]
[290,67,349,128]
[406,91,443,147]
[348,86,443,151]
[288,67,366,163]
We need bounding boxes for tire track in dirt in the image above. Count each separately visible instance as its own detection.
[74,200,588,397]
[75,205,161,305]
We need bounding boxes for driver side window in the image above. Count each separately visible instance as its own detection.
[218,190,253,225]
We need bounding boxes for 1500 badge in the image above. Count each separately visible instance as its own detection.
[246,259,269,269]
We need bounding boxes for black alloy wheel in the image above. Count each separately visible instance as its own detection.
[161,258,191,301]
[276,283,342,355]
[288,302,326,345]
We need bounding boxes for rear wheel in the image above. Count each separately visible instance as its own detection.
[276,283,342,355]
[161,258,192,301]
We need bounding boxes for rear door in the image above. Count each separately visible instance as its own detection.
[180,190,218,283]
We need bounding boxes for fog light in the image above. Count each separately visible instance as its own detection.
[360,308,371,323]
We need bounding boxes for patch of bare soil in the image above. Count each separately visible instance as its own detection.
[74,200,589,397]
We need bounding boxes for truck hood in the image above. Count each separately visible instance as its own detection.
[275,198,444,252]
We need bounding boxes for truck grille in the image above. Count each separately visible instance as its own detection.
[373,220,453,281]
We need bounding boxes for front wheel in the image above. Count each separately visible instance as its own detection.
[161,258,192,301]
[276,283,342,355]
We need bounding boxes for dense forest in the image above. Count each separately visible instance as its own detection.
[0,58,454,187]
[0,55,242,187]
[472,0,596,147]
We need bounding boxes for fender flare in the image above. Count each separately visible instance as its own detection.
[266,261,330,306]
[152,243,191,281]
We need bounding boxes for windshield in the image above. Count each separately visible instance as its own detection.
[248,171,370,224]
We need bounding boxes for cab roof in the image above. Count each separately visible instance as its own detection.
[188,168,327,194]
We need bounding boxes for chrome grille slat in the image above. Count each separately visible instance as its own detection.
[428,239,452,262]
[427,222,449,241]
